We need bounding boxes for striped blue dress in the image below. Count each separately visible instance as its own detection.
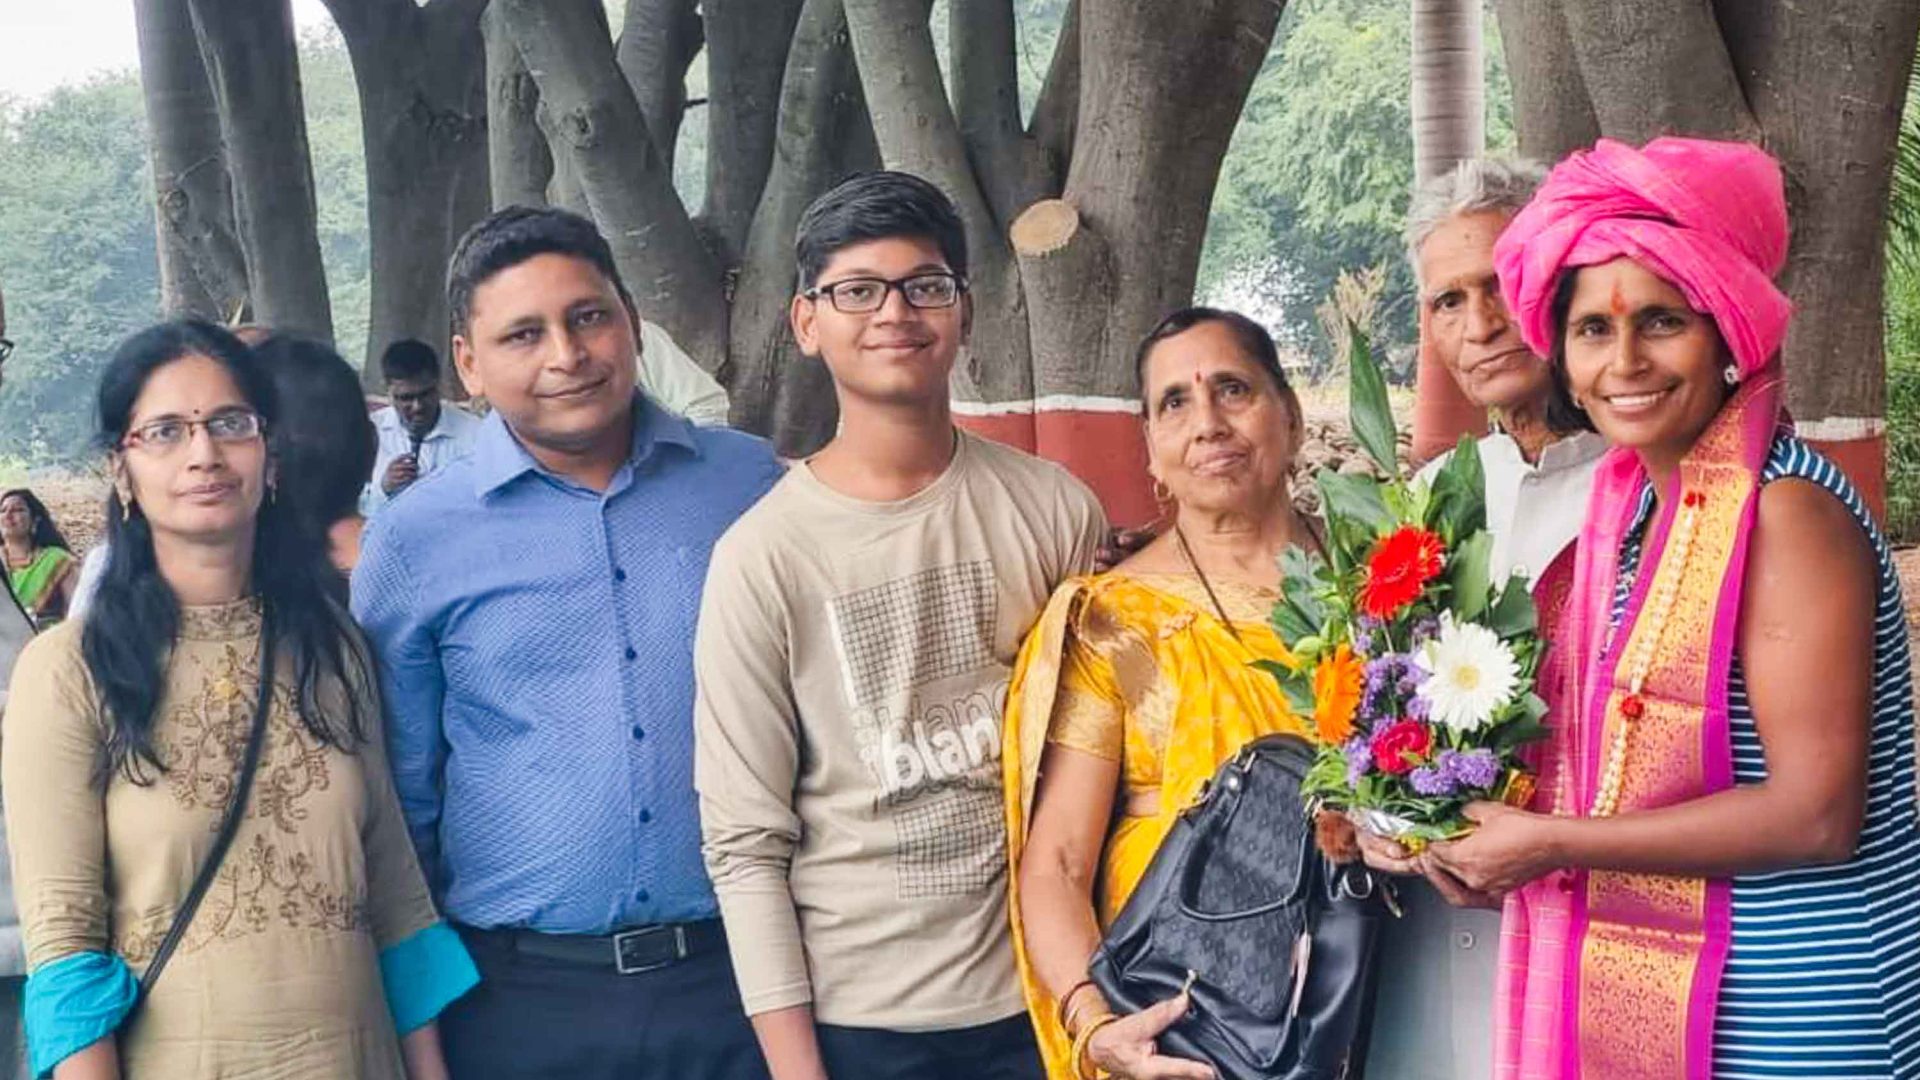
[1611,434,1920,1079]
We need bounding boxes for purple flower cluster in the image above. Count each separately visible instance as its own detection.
[1352,615,1384,657]
[1399,747,1501,799]
[1409,764,1454,796]
[1344,736,1373,786]
[1442,748,1501,790]
[1361,652,1425,722]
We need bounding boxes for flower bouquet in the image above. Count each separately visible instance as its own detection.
[1260,327,1548,847]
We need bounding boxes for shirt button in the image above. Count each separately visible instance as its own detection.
[634,888,650,903]
[638,809,653,824]
[631,725,645,741]
[1455,931,1477,950]
[614,568,627,582]
[625,647,638,661]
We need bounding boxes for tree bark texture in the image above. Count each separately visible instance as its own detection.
[189,0,334,341]
[1054,0,1284,400]
[700,0,807,265]
[1489,0,1597,162]
[951,0,1054,225]
[486,4,555,210]
[134,0,250,323]
[724,0,875,453]
[1409,0,1489,461]
[496,0,729,366]
[616,0,704,174]
[1411,0,1485,183]
[324,0,491,382]
[1501,0,1920,513]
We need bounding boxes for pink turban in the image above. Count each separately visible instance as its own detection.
[1493,137,1792,378]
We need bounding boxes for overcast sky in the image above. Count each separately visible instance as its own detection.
[0,0,337,103]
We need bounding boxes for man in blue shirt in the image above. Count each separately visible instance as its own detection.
[353,207,783,1079]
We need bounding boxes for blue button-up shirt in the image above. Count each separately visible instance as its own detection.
[352,396,784,933]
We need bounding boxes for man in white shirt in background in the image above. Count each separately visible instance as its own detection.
[1359,156,1607,1080]
[639,318,732,427]
[363,338,486,514]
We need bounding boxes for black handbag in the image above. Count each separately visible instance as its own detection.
[1088,733,1386,1080]
[132,610,277,1009]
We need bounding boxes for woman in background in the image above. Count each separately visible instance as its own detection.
[1,489,77,627]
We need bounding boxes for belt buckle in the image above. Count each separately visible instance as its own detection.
[613,924,688,976]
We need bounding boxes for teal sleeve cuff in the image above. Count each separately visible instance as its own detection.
[24,952,138,1079]
[379,922,479,1035]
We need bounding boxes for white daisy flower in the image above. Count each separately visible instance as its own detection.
[1413,613,1520,732]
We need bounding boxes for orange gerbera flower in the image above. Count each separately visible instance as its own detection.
[1359,526,1445,619]
[1312,643,1366,744]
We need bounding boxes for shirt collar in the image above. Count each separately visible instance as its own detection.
[1482,428,1608,475]
[472,393,699,498]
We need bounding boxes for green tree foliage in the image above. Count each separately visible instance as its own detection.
[1199,0,1514,360]
[1885,60,1920,541]
[0,29,370,468]
[0,78,161,464]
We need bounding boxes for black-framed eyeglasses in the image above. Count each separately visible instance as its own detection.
[121,408,265,454]
[803,272,968,314]
[0,338,13,365]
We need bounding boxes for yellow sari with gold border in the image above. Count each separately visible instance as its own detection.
[1002,572,1307,1078]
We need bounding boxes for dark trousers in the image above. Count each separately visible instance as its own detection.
[816,1013,1045,1080]
[443,925,769,1080]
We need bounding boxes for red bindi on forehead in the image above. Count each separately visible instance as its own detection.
[1609,281,1629,317]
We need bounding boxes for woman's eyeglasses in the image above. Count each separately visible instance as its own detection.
[121,409,265,453]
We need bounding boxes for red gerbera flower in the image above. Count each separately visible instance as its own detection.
[1359,526,1445,619]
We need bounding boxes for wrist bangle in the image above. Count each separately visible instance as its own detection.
[1055,978,1098,1031]
[1071,1012,1120,1080]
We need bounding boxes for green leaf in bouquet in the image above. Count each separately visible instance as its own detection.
[1281,562,1328,624]
[1271,601,1317,646]
[1316,471,1394,536]
[1346,319,1400,476]
[1446,530,1494,622]
[1516,691,1549,725]
[1487,573,1539,637]
[1254,659,1319,719]
[1492,713,1550,752]
[1425,435,1488,542]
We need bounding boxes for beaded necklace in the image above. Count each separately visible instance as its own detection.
[1587,487,1707,817]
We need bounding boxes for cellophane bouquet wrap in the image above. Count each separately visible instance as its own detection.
[1261,327,1547,845]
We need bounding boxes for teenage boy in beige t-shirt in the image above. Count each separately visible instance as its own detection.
[695,172,1106,1080]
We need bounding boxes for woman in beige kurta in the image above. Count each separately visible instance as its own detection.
[3,321,474,1079]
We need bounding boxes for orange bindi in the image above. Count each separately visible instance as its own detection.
[1609,281,1629,318]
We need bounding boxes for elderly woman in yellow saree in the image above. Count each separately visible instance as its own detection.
[1005,307,1327,1080]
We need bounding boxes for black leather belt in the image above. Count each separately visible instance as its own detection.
[460,919,725,976]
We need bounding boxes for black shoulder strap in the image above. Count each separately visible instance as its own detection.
[136,607,276,1002]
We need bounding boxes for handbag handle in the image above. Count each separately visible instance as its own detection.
[135,606,276,1003]
[1173,747,1314,921]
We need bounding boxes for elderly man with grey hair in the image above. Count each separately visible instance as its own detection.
[1355,157,1607,1079]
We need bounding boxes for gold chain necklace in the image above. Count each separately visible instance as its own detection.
[1587,488,1707,817]
[1173,524,1246,645]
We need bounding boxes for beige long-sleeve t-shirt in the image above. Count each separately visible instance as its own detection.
[695,432,1106,1031]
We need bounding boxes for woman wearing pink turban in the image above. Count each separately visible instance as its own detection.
[1414,137,1920,1079]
